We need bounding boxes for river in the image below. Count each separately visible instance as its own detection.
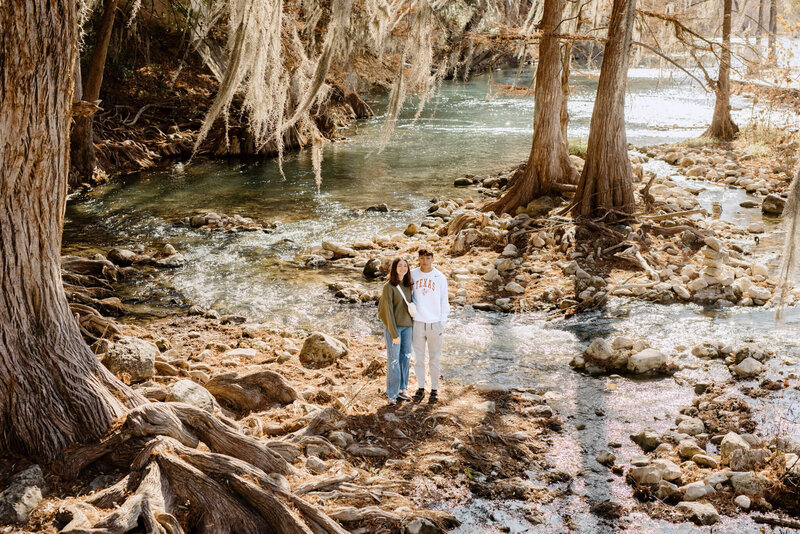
[63,66,800,532]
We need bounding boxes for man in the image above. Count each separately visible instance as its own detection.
[410,249,450,403]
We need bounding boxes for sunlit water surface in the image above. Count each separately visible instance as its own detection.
[64,66,800,532]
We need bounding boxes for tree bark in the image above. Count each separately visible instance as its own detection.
[571,0,636,220]
[757,0,764,47]
[485,0,577,215]
[767,0,777,64]
[69,0,118,187]
[0,0,142,464]
[702,0,739,141]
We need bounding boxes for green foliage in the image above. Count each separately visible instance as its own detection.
[567,137,588,159]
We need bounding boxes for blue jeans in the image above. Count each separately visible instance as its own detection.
[384,326,412,400]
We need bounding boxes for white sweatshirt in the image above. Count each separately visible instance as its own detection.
[410,267,450,326]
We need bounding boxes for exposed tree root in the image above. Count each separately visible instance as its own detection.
[59,401,360,534]
[206,369,300,414]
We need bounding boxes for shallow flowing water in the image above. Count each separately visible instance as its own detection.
[64,67,800,532]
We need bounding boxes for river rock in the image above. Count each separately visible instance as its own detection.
[734,357,764,377]
[321,241,356,259]
[103,336,157,381]
[692,454,718,469]
[627,348,667,374]
[224,348,259,360]
[596,450,616,465]
[656,480,681,500]
[681,481,714,501]
[729,448,770,471]
[612,336,634,350]
[502,243,519,257]
[585,339,614,362]
[734,495,751,510]
[299,332,349,368]
[630,466,661,486]
[107,248,137,266]
[762,194,785,215]
[631,429,661,452]
[363,258,382,279]
[0,465,47,524]
[734,343,770,363]
[404,223,419,236]
[676,502,719,525]
[306,455,327,474]
[505,281,525,294]
[677,417,705,436]
[166,379,216,412]
[730,472,762,494]
[678,440,704,459]
[653,459,682,482]
[406,517,438,534]
[721,432,751,460]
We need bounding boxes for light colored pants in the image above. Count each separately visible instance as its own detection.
[384,327,412,400]
[412,321,443,391]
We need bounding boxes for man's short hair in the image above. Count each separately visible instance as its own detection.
[418,249,434,257]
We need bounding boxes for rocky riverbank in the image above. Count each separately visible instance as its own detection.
[303,140,795,315]
[4,315,564,534]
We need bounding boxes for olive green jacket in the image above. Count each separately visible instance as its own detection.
[378,282,413,338]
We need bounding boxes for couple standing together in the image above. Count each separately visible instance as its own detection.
[377,249,449,405]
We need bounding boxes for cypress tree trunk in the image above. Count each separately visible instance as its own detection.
[485,0,576,215]
[571,0,636,220]
[702,0,739,141]
[768,0,777,64]
[69,0,118,187]
[1,0,141,463]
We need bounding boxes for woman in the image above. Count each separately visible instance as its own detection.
[377,258,414,404]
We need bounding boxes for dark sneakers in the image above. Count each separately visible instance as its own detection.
[412,388,425,402]
[428,390,438,404]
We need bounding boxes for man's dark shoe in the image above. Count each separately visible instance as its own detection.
[412,388,425,402]
[428,390,438,404]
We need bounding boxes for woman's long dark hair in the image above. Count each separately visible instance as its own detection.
[389,258,412,287]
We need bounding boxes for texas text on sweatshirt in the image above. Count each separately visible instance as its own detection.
[410,267,450,325]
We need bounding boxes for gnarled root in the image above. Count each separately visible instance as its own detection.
[60,402,354,534]
[206,369,300,414]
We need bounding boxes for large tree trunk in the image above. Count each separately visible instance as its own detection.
[1,0,141,463]
[559,0,583,144]
[702,0,739,140]
[571,0,636,220]
[69,0,118,187]
[767,0,777,64]
[485,0,577,215]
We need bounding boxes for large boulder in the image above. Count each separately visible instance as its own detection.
[0,465,47,524]
[627,349,667,374]
[299,333,349,368]
[166,379,216,412]
[103,337,157,381]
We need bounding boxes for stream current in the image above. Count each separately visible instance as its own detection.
[64,68,800,532]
